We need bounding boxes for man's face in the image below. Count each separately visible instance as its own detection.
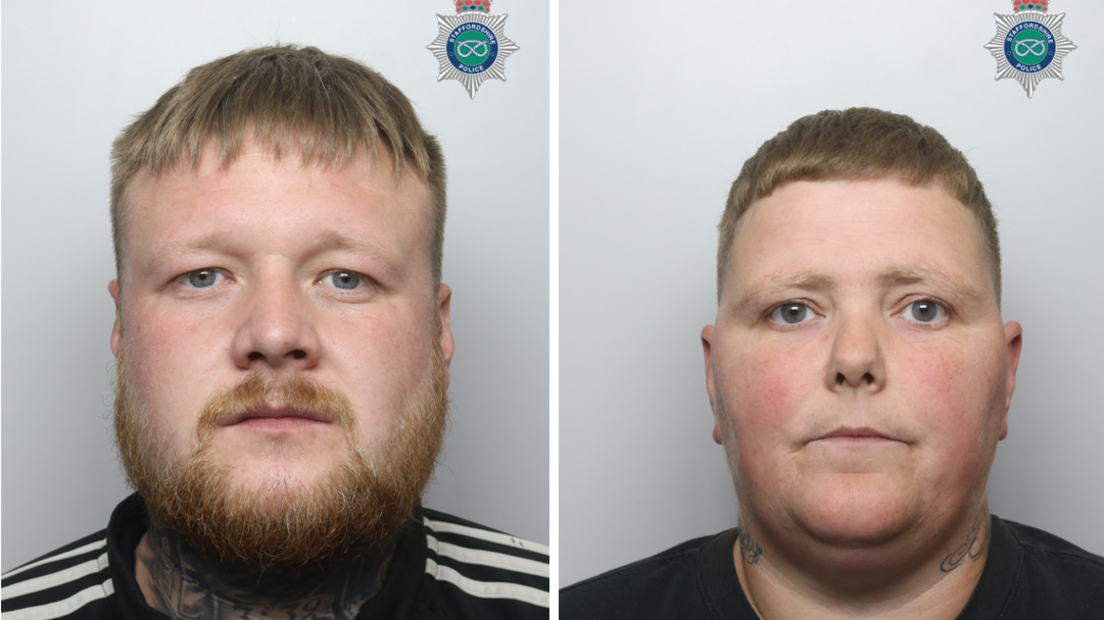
[110,139,453,568]
[703,178,1021,552]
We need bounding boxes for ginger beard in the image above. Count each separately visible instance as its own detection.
[113,339,449,576]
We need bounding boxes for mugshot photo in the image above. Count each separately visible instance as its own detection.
[560,0,1104,616]
[2,1,549,617]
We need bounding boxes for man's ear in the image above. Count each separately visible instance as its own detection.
[1001,320,1024,440]
[437,284,455,386]
[109,279,122,357]
[702,325,723,445]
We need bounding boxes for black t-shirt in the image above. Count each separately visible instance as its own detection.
[2,493,549,619]
[562,515,1104,619]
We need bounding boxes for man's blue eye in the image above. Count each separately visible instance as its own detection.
[187,269,218,288]
[772,303,810,325]
[328,271,361,290]
[909,300,944,323]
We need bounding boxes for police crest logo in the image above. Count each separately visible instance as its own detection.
[427,0,520,99]
[983,0,1077,98]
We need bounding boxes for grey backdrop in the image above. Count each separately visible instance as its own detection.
[561,0,1104,586]
[2,0,549,571]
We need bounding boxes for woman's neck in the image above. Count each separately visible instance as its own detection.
[734,504,991,620]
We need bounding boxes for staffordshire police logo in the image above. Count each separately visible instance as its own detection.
[428,0,519,99]
[984,0,1076,98]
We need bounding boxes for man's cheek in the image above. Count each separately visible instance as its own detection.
[125,330,218,445]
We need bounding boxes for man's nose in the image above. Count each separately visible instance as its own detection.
[230,273,321,371]
[826,312,886,392]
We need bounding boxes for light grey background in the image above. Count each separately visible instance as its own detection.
[562,0,1104,586]
[2,0,548,571]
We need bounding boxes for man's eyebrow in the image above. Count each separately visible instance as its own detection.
[308,230,403,276]
[310,230,391,257]
[144,232,237,274]
[143,230,397,274]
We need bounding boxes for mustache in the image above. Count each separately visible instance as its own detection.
[197,373,356,438]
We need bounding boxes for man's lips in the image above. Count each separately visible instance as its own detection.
[808,427,903,444]
[223,407,333,427]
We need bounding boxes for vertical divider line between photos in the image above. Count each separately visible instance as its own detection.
[548,0,561,608]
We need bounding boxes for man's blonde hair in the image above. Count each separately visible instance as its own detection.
[717,107,1000,303]
[111,44,446,285]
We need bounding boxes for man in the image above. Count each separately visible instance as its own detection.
[562,108,1104,618]
[1,45,548,619]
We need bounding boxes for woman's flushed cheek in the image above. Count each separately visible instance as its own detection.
[724,343,815,437]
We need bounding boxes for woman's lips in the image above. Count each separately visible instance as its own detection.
[809,427,903,443]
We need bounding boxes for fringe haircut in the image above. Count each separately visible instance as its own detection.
[110,44,446,285]
[717,107,1000,304]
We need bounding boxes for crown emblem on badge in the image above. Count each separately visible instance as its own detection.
[1011,0,1048,11]
[455,0,492,13]
[984,0,1075,97]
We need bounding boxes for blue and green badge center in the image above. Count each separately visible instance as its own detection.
[447,23,498,74]
[1003,22,1055,72]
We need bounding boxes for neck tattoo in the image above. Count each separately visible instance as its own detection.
[940,506,990,573]
[738,526,764,566]
[136,520,395,620]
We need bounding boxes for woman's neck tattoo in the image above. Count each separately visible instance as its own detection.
[940,505,990,573]
[738,526,764,566]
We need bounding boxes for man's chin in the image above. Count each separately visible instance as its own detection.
[211,451,353,489]
[220,466,352,509]
[142,448,420,574]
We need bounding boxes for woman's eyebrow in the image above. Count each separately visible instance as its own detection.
[877,266,987,304]
[730,272,835,316]
[728,265,988,316]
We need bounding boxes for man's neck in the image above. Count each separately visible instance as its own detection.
[734,505,991,620]
[134,521,394,620]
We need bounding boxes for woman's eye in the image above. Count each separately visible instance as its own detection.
[322,271,364,290]
[907,299,946,323]
[184,269,221,288]
[770,303,814,326]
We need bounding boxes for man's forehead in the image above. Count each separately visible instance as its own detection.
[129,136,421,194]
[120,137,432,230]
[115,138,435,281]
